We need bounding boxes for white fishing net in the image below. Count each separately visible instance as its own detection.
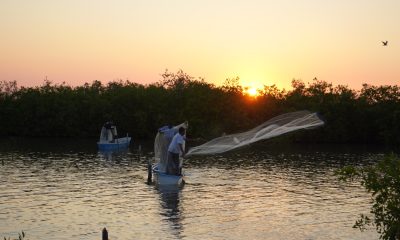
[186,110,324,156]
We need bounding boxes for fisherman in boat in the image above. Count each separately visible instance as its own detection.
[154,122,188,174]
[104,121,117,142]
[166,127,186,176]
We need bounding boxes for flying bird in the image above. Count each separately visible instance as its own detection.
[382,41,388,46]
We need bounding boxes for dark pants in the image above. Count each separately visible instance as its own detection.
[167,152,180,175]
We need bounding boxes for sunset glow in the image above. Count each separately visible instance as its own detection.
[246,87,259,97]
[1,1,399,89]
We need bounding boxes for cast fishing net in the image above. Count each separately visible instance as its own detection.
[186,110,324,156]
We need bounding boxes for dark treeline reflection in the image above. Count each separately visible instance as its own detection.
[1,70,400,146]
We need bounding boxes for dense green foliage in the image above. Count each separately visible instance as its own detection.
[1,70,400,145]
[337,154,400,240]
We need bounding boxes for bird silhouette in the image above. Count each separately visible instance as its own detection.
[382,41,388,46]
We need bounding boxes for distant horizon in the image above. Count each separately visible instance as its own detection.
[3,71,399,92]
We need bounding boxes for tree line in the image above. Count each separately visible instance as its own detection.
[1,70,400,146]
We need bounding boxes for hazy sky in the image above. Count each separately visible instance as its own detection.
[1,0,399,90]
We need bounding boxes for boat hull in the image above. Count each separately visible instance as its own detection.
[97,137,131,151]
[152,165,184,186]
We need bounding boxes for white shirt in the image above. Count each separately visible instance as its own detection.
[168,133,185,154]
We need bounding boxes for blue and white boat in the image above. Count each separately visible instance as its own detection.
[152,164,184,186]
[97,122,131,151]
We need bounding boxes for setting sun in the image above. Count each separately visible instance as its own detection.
[246,87,259,97]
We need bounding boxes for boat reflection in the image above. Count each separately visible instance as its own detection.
[156,184,184,238]
[98,148,130,162]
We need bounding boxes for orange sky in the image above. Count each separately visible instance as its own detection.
[1,0,399,90]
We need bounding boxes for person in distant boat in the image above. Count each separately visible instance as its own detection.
[167,127,186,175]
[104,121,117,142]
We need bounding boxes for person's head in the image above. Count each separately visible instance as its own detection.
[178,127,185,135]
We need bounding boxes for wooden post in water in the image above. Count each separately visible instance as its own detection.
[138,145,141,161]
[147,158,152,184]
[102,228,108,240]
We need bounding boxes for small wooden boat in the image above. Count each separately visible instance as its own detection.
[152,164,184,186]
[97,136,131,151]
[97,122,131,151]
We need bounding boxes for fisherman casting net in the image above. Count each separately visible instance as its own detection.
[186,110,324,157]
[154,122,188,173]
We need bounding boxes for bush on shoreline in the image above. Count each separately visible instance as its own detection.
[337,154,400,240]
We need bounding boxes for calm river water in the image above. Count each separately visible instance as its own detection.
[0,138,385,239]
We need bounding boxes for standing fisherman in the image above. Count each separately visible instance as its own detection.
[167,127,186,175]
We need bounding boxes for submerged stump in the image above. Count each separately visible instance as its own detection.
[102,228,108,240]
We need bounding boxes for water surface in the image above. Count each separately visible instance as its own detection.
[0,139,383,239]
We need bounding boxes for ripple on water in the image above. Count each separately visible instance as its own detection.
[0,146,381,240]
